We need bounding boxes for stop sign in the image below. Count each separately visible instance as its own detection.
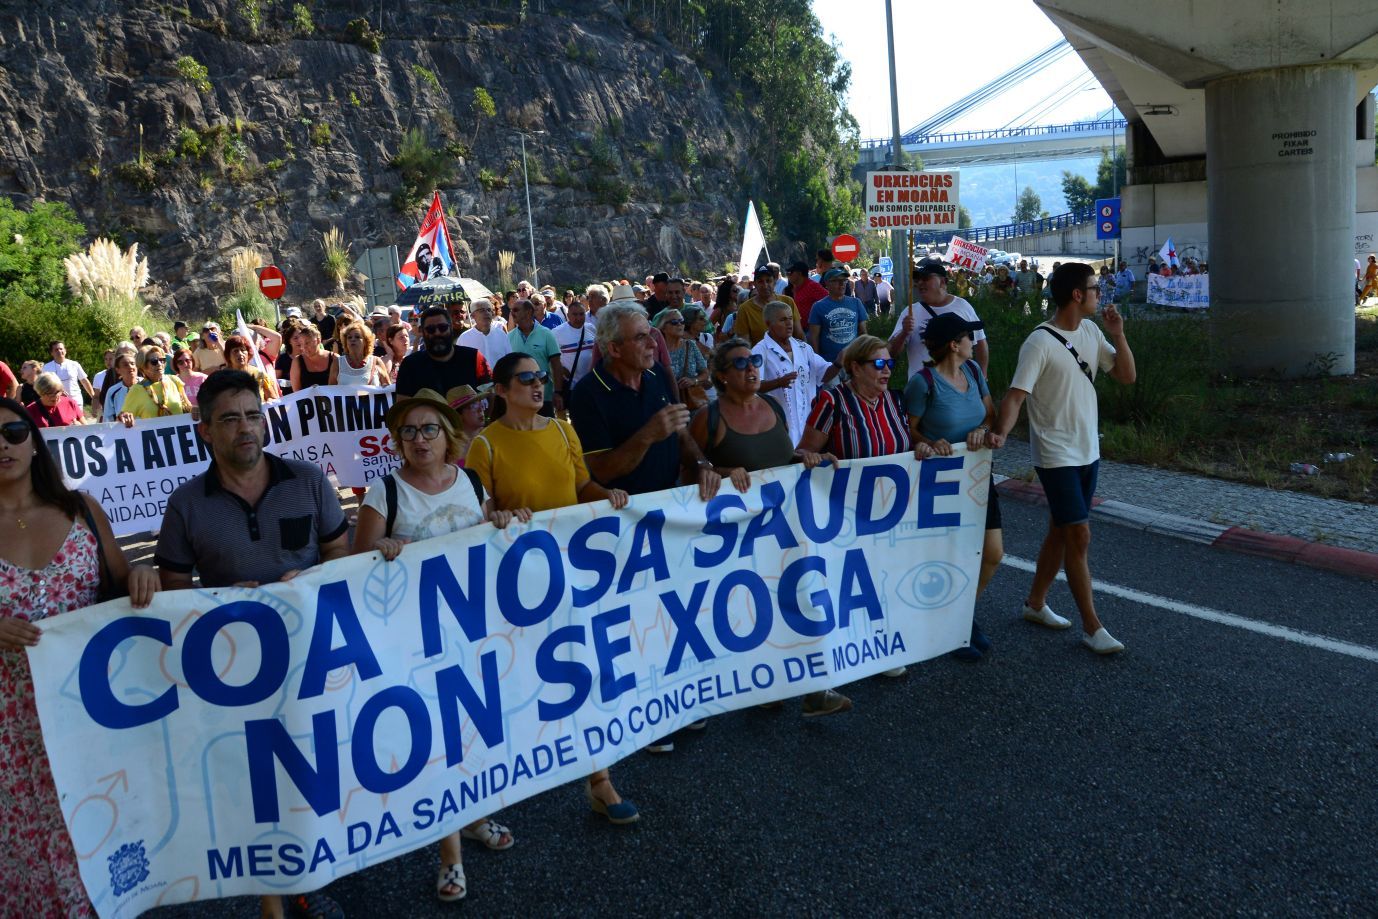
[831,233,860,263]
[257,265,286,300]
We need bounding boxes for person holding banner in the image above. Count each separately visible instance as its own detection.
[689,340,851,716]
[467,352,641,824]
[0,396,160,917]
[154,371,349,919]
[334,320,391,388]
[122,345,192,419]
[904,313,1001,661]
[352,388,523,903]
[799,335,933,677]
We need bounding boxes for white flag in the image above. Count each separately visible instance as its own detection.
[235,309,269,377]
[737,200,769,274]
[1158,238,1179,268]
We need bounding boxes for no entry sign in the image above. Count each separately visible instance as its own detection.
[257,265,286,300]
[831,233,860,262]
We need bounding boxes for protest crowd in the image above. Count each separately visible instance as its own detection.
[0,228,1136,916]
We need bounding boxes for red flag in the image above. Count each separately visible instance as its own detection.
[397,192,455,289]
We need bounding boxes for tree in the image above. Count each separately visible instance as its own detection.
[1013,186,1041,223]
[958,205,972,229]
[1060,171,1095,212]
[1093,148,1127,200]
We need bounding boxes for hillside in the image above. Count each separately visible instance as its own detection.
[0,0,793,314]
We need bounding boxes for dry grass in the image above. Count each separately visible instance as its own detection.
[321,226,350,291]
[63,237,149,306]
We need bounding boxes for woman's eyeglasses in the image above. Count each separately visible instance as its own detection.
[866,358,896,371]
[729,354,765,371]
[1,421,32,445]
[665,319,684,326]
[513,370,549,386]
[397,423,442,442]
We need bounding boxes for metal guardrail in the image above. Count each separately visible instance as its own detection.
[912,206,1098,245]
[860,118,1126,152]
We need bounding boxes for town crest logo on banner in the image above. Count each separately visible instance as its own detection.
[397,191,455,289]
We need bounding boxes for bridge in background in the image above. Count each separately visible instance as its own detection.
[857,118,1126,168]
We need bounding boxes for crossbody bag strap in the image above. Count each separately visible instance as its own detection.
[565,327,588,397]
[382,473,398,538]
[1038,325,1094,384]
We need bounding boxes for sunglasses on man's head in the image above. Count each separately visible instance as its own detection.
[1,421,32,445]
[866,358,896,371]
[513,370,549,386]
[729,354,765,371]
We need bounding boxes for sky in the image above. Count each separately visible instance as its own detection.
[812,0,1114,141]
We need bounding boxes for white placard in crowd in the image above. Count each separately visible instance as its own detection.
[41,385,399,535]
[864,170,960,230]
[1147,273,1210,309]
[945,236,989,271]
[30,451,988,917]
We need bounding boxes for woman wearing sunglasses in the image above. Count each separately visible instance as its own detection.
[466,352,640,826]
[122,345,192,419]
[0,397,159,916]
[798,335,934,677]
[655,307,710,410]
[172,347,209,406]
[352,388,524,904]
[689,339,850,716]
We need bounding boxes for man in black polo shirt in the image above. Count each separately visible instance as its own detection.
[641,271,673,314]
[154,370,347,919]
[569,299,723,754]
[394,305,492,396]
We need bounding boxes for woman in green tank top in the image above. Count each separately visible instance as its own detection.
[688,339,852,719]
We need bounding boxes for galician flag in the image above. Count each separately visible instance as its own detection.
[397,192,455,289]
[1158,238,1179,268]
[737,200,769,275]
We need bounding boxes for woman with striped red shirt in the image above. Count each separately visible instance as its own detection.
[798,335,935,677]
[799,335,936,462]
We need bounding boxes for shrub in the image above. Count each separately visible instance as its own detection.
[412,65,441,92]
[174,55,211,93]
[321,226,349,290]
[291,2,313,34]
[344,18,383,53]
[310,122,331,146]
[478,168,505,191]
[389,127,452,210]
[114,160,159,191]
[589,175,630,206]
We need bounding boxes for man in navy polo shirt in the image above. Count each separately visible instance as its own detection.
[154,369,348,919]
[569,299,725,754]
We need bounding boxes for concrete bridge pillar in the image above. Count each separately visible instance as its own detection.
[1207,65,1356,376]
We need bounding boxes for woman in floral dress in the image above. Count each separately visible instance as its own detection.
[0,397,159,916]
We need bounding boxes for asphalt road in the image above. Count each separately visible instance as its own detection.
[145,499,1378,918]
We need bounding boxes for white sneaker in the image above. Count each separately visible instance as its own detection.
[881,666,907,677]
[1082,627,1125,655]
[1022,602,1072,630]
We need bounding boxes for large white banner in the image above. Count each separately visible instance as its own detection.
[30,451,988,918]
[42,385,399,536]
[1147,273,1210,309]
[864,170,960,230]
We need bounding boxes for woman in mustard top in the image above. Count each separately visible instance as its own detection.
[465,352,639,825]
[121,345,191,419]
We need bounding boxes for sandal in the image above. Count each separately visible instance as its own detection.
[461,818,515,851]
[437,863,466,902]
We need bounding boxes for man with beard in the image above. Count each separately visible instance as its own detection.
[395,305,493,396]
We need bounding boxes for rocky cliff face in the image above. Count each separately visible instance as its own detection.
[0,0,755,314]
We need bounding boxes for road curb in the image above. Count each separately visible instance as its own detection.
[993,476,1378,582]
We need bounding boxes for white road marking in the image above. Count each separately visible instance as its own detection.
[1001,554,1378,664]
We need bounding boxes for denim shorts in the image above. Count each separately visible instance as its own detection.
[1034,461,1099,526]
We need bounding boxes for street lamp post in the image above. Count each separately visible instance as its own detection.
[883,0,910,311]
[514,130,545,287]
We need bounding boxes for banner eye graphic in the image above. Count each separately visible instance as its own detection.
[898,561,970,610]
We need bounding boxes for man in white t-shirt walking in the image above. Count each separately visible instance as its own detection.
[42,340,94,405]
[990,262,1136,654]
[888,261,988,374]
[456,300,512,369]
